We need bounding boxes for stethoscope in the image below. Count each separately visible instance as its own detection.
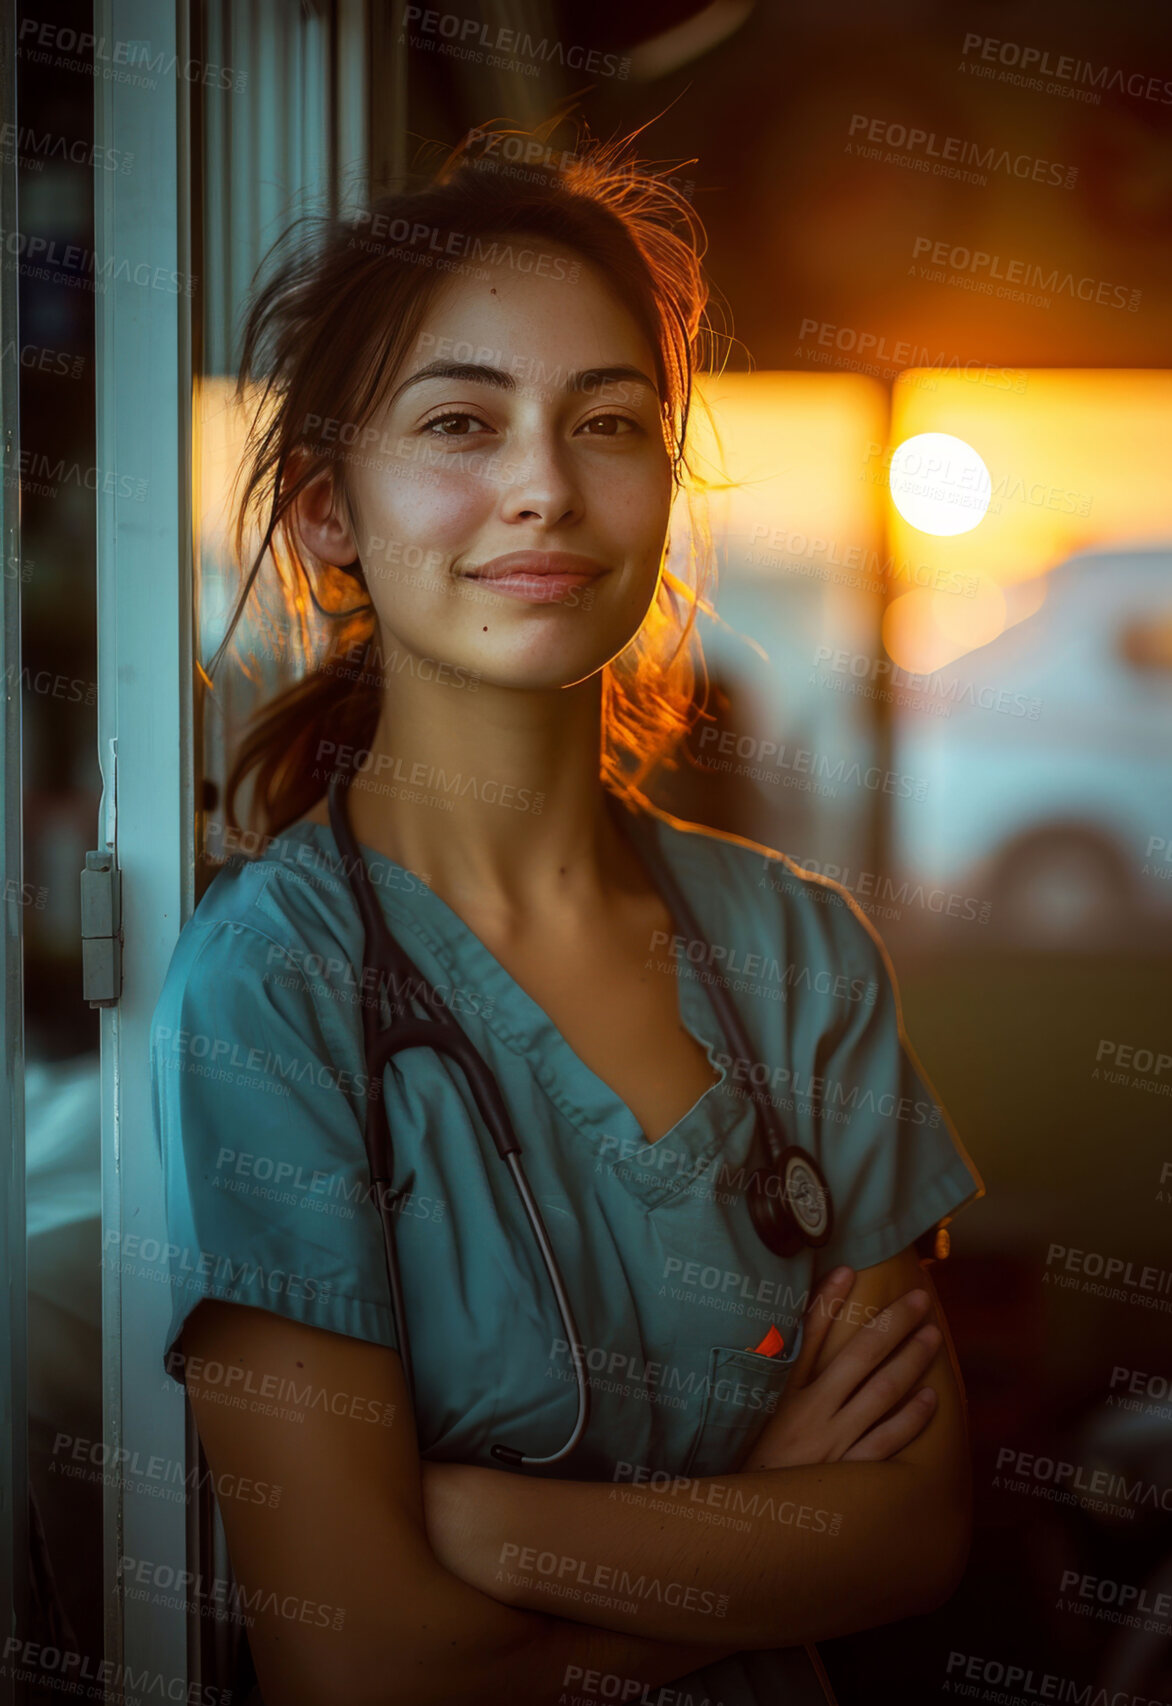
[326,757,833,1469]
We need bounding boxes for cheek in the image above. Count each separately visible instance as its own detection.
[361,460,493,558]
[596,464,672,557]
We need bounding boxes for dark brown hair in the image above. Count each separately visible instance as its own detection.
[208,121,723,838]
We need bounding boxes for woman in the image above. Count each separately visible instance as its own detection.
[151,126,983,1705]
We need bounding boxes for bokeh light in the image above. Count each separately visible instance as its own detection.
[888,431,992,537]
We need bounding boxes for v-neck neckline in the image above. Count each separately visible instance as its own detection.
[279,802,757,1209]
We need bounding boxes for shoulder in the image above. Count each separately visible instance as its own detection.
[151,825,370,1037]
[635,799,893,986]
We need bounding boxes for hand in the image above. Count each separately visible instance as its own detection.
[740,1266,943,1470]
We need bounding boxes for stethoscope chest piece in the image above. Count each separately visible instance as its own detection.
[747,1144,834,1259]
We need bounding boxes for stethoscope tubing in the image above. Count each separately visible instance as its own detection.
[329,767,592,1465]
[325,763,822,1468]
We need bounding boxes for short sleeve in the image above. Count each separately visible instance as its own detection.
[150,917,396,1384]
[811,894,983,1273]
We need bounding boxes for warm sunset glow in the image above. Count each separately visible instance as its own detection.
[888,432,992,537]
[882,369,1172,670]
[195,376,265,562]
[685,372,889,574]
[882,574,1050,673]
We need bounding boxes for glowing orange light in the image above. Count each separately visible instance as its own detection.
[883,370,1172,672]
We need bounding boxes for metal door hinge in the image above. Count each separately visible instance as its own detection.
[81,850,122,1007]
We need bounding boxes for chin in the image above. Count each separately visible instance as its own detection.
[458,589,651,678]
[464,628,632,692]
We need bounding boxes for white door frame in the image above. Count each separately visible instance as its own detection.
[94,0,196,1692]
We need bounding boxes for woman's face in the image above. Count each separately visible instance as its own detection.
[316,245,675,691]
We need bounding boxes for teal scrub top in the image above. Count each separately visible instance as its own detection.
[150,797,983,1706]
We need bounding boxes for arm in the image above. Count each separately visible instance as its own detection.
[180,1301,745,1706]
[423,1247,971,1650]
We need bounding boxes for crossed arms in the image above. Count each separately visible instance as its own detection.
[183,1245,971,1705]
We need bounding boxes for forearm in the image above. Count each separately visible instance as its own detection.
[411,1470,743,1705]
[433,1457,968,1650]
[340,1547,740,1706]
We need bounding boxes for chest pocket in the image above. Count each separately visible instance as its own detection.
[681,1322,805,1478]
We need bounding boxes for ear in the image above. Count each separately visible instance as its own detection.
[289,461,359,569]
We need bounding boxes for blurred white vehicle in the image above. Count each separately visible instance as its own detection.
[891,548,1172,946]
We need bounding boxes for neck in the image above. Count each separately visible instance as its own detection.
[335,659,638,926]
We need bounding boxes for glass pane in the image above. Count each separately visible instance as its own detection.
[11,0,103,1684]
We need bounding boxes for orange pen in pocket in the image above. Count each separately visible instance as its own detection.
[745,1324,786,1358]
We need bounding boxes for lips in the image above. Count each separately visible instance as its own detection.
[462,551,609,582]
[460,551,609,604]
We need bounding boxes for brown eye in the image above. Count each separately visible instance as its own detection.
[579,413,637,436]
[423,412,490,436]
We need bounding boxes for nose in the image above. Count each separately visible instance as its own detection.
[498,429,583,528]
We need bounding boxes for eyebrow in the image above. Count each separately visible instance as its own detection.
[389,360,659,403]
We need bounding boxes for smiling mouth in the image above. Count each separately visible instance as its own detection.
[460,551,609,604]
